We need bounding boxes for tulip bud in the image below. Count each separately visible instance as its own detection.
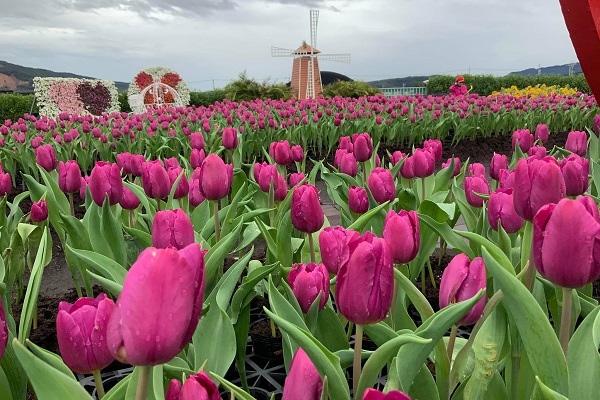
[442,157,461,177]
[560,154,589,196]
[353,133,373,162]
[527,145,547,159]
[340,152,358,177]
[152,209,195,250]
[349,186,369,214]
[488,188,524,233]
[291,145,304,162]
[533,198,600,288]
[89,162,123,206]
[318,226,360,274]
[190,148,206,170]
[336,232,393,324]
[368,168,396,204]
[391,151,406,167]
[222,127,238,150]
[363,388,412,400]
[383,210,419,264]
[168,167,190,199]
[512,129,534,153]
[565,130,587,156]
[116,152,132,175]
[489,154,507,180]
[164,157,180,170]
[107,244,206,365]
[439,254,486,325]
[287,263,329,313]
[0,173,12,197]
[467,163,486,178]
[535,124,549,143]
[119,185,140,210]
[30,200,48,223]
[35,144,57,171]
[412,148,435,178]
[282,348,323,400]
[198,154,233,201]
[58,160,81,194]
[56,294,116,374]
[258,164,278,193]
[339,136,353,153]
[576,195,600,222]
[465,175,490,208]
[334,148,348,169]
[498,169,515,190]
[289,172,305,187]
[142,161,170,200]
[188,167,206,207]
[423,139,442,162]
[513,157,566,221]
[291,184,324,233]
[190,132,205,150]
[400,155,415,179]
[272,140,292,166]
[79,176,90,199]
[165,371,220,400]
[130,154,146,177]
[274,174,288,201]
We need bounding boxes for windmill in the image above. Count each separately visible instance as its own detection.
[272,10,350,99]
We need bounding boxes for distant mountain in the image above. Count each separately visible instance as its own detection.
[0,60,129,92]
[508,62,582,76]
[368,75,430,88]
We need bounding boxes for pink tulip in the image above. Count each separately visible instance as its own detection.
[152,209,195,250]
[164,157,180,170]
[560,154,589,196]
[400,156,415,179]
[57,294,116,374]
[353,133,373,162]
[442,157,461,177]
[318,226,360,274]
[58,160,81,194]
[576,195,600,222]
[291,184,324,233]
[565,130,587,156]
[291,145,304,162]
[488,188,524,233]
[198,154,233,201]
[168,167,190,199]
[535,124,549,143]
[190,132,205,150]
[368,168,396,204]
[512,129,534,152]
[282,348,323,400]
[334,149,348,169]
[258,164,278,193]
[498,169,515,190]
[35,144,57,171]
[79,176,90,199]
[272,140,292,166]
[116,152,133,175]
[89,162,123,206]
[423,139,442,162]
[119,185,140,210]
[165,371,220,400]
[412,148,435,178]
[274,174,288,201]
[188,168,206,207]
[287,263,329,313]
[439,254,486,326]
[339,136,353,153]
[527,145,547,159]
[489,154,507,180]
[190,148,206,169]
[362,388,412,400]
[349,186,369,214]
[107,244,206,365]
[340,152,358,177]
[30,200,48,223]
[464,175,490,208]
[467,163,486,178]
[130,154,146,177]
[142,161,171,200]
[289,172,305,187]
[383,210,419,264]
[391,151,406,166]
[222,127,238,150]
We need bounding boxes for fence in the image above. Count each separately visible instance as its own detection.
[380,87,427,97]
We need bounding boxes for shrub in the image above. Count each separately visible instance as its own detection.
[223,72,292,102]
[0,94,37,121]
[189,89,227,107]
[322,80,381,98]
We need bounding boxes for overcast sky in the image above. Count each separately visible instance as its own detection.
[0,0,578,91]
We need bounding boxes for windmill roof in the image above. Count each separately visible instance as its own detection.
[293,43,320,54]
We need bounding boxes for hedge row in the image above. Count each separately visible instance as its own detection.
[0,94,37,122]
[427,74,591,96]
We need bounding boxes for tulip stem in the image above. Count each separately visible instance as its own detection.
[353,324,363,398]
[135,366,150,400]
[362,163,367,186]
[426,259,437,289]
[93,370,105,399]
[308,232,316,264]
[214,201,221,243]
[559,288,573,357]
[447,325,458,365]
[421,178,426,202]
[270,317,277,338]
[230,388,235,400]
[129,210,134,229]
[68,193,74,216]
[156,201,161,211]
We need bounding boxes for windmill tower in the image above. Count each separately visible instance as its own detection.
[272,10,350,99]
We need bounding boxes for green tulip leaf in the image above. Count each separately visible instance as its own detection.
[25,340,75,381]
[65,245,127,284]
[567,305,600,400]
[408,364,440,400]
[531,376,569,400]
[100,199,127,267]
[192,304,236,377]
[211,373,257,400]
[0,366,13,400]
[347,200,391,232]
[418,213,474,259]
[264,308,350,400]
[229,262,278,323]
[312,304,350,352]
[356,332,431,399]
[456,230,515,275]
[481,247,568,395]
[204,219,243,289]
[85,270,123,297]
[22,173,65,242]
[207,247,253,310]
[12,339,93,400]
[122,225,152,249]
[276,210,294,269]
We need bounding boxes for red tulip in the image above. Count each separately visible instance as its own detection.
[142,161,171,200]
[107,244,206,365]
[318,226,360,274]
[30,200,48,223]
[287,263,329,313]
[89,162,123,206]
[368,168,396,204]
[198,154,233,201]
[282,348,323,400]
[58,160,81,194]
[488,188,524,233]
[165,371,221,400]
[291,184,324,233]
[349,186,369,214]
[439,254,486,326]
[35,144,57,171]
[533,198,600,288]
[383,210,419,264]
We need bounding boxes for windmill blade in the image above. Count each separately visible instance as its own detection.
[310,10,319,51]
[271,46,296,57]
[317,53,351,63]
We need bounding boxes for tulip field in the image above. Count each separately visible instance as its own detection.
[0,91,599,400]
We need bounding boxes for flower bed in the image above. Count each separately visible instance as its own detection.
[127,66,190,112]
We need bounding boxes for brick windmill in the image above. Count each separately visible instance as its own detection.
[272,10,351,99]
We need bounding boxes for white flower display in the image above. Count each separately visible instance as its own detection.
[127,67,190,114]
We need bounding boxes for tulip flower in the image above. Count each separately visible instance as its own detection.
[0,172,10,197]
[165,371,220,400]
[258,164,279,193]
[439,254,486,326]
[353,132,373,162]
[107,243,206,366]
[188,167,206,207]
[513,157,566,220]
[340,152,358,177]
[116,152,133,175]
[319,226,360,274]
[368,168,396,204]
[400,155,415,179]
[498,169,515,190]
[565,130,587,156]
[253,161,268,183]
[35,144,57,171]
[412,148,435,178]
[383,210,419,264]
[423,138,442,162]
[190,149,206,170]
[464,175,490,208]
[142,161,171,201]
[282,348,323,400]
[190,132,205,150]
[334,148,348,169]
[164,157,180,170]
[0,300,6,362]
[512,129,534,152]
[273,174,288,202]
[442,157,461,177]
[89,162,123,206]
[58,160,81,194]
[222,126,238,150]
[198,154,233,201]
[391,151,406,166]
[339,136,353,153]
[289,172,305,187]
[489,154,507,180]
[79,176,90,199]
[291,184,324,233]
[349,186,369,214]
[272,140,292,166]
[120,185,141,211]
[30,200,48,223]
[488,188,524,233]
[130,154,146,177]
[560,154,589,196]
[467,163,486,178]
[576,195,600,222]
[527,145,547,159]
[57,294,116,374]
[535,123,549,143]
[291,145,304,162]
[152,209,195,250]
[363,388,412,400]
[168,167,190,199]
[287,263,329,313]
[336,232,393,325]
